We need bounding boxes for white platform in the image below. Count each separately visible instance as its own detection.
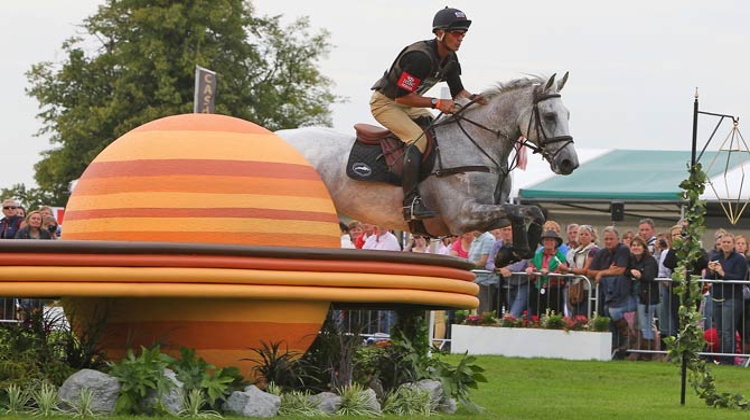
[451,325,611,361]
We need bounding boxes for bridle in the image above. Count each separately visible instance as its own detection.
[525,90,575,163]
[428,87,574,203]
[441,88,574,165]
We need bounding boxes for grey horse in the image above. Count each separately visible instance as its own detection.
[277,73,579,242]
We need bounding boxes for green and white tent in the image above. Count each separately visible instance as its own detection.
[511,149,750,223]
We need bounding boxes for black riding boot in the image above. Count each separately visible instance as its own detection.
[402,146,436,221]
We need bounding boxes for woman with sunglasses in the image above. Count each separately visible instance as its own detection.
[369,7,485,222]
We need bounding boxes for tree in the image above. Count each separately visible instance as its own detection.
[0,184,57,213]
[26,0,337,204]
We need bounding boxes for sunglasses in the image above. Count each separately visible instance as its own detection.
[3,206,17,210]
[447,30,467,38]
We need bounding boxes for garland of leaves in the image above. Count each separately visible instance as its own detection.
[667,163,749,409]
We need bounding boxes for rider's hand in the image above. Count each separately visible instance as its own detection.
[470,93,488,105]
[438,99,456,114]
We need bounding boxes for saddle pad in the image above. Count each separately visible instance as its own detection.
[346,141,402,186]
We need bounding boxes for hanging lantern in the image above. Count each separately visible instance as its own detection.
[704,120,750,224]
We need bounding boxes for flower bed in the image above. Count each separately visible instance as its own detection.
[451,312,612,361]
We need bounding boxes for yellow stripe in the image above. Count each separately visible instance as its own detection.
[98,131,310,165]
[0,282,479,309]
[65,192,337,213]
[0,266,479,296]
[62,217,338,236]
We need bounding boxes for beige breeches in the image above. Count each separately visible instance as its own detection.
[370,91,433,153]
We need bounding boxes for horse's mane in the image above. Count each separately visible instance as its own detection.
[453,75,547,109]
[483,75,547,100]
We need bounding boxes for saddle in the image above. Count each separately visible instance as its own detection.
[346,123,437,186]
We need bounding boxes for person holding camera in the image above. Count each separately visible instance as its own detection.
[707,232,747,365]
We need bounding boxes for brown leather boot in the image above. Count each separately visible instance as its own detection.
[641,339,654,362]
[614,318,631,358]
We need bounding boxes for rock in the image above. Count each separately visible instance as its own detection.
[362,388,381,414]
[402,379,444,410]
[58,369,120,415]
[140,368,184,415]
[415,379,444,403]
[223,385,280,418]
[309,391,341,415]
[438,397,458,414]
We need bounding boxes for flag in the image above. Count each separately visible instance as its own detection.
[515,137,528,170]
[194,66,217,113]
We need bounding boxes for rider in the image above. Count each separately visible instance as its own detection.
[370,7,485,221]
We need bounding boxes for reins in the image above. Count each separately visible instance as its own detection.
[429,88,575,175]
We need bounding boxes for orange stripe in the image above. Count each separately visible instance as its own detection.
[62,231,338,247]
[63,208,337,223]
[102,321,321,350]
[66,298,329,323]
[71,176,331,198]
[80,160,320,180]
[0,282,480,308]
[133,114,271,135]
[0,254,476,282]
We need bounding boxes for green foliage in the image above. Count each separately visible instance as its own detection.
[454,310,469,325]
[64,387,96,419]
[670,163,750,410]
[335,383,380,417]
[542,311,566,330]
[382,385,434,416]
[1,383,31,415]
[0,184,59,209]
[432,352,487,413]
[0,306,105,389]
[172,347,243,409]
[299,312,361,390]
[279,390,327,417]
[107,345,175,415]
[592,314,612,332]
[481,311,498,325]
[25,0,338,200]
[177,388,222,419]
[29,381,60,417]
[244,341,316,391]
[391,309,430,362]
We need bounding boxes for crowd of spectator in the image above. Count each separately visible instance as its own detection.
[8,196,747,363]
[340,216,750,364]
[0,198,63,319]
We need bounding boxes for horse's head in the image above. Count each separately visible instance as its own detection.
[520,73,579,175]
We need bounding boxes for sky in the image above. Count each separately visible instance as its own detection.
[1,1,749,191]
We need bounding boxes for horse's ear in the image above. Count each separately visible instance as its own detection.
[558,71,569,91]
[544,73,557,91]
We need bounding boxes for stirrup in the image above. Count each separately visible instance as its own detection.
[402,197,436,221]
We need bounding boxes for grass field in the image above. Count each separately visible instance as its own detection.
[455,355,750,419]
[4,356,750,419]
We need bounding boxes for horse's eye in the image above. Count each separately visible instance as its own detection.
[544,113,556,122]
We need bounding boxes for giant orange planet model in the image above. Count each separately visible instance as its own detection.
[0,114,478,376]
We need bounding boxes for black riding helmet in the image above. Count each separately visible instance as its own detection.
[432,7,472,33]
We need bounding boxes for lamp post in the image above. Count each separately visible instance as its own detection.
[681,89,740,405]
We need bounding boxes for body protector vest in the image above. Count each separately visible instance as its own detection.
[371,40,459,99]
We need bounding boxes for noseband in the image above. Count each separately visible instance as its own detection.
[526,92,574,163]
